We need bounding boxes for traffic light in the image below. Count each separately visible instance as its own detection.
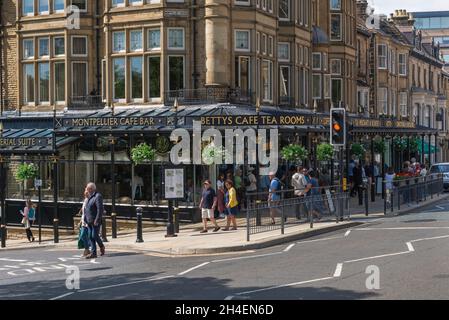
[330,108,346,146]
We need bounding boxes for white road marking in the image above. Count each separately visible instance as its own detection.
[406,242,415,252]
[435,205,445,210]
[49,292,75,300]
[353,227,449,231]
[333,263,343,277]
[283,244,295,252]
[78,275,175,293]
[178,262,210,276]
[0,258,27,262]
[211,252,282,263]
[410,234,449,242]
[344,230,351,237]
[224,296,234,300]
[235,277,334,296]
[296,236,342,245]
[344,250,412,263]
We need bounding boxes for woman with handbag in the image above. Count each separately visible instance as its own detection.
[19,199,35,242]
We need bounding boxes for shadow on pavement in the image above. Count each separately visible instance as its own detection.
[0,271,380,300]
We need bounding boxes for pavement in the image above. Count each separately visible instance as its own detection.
[1,197,449,300]
[2,192,448,255]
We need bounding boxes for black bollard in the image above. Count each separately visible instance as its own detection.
[136,206,144,243]
[173,206,180,234]
[111,212,117,239]
[101,214,108,243]
[0,225,6,248]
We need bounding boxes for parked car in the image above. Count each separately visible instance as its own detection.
[429,163,449,190]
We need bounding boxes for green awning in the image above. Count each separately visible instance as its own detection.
[417,140,439,154]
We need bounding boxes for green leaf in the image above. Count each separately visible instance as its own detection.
[15,163,39,182]
[131,143,156,165]
[316,143,334,161]
[281,144,308,162]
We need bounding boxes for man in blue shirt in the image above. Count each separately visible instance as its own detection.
[268,171,282,224]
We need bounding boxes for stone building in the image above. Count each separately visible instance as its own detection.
[390,9,447,164]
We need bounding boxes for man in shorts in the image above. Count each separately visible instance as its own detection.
[268,171,282,224]
[199,180,221,233]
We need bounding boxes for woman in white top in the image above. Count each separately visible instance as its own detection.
[385,167,395,204]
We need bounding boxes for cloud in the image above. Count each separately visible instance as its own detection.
[369,0,449,15]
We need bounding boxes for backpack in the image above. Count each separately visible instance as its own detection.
[28,207,36,221]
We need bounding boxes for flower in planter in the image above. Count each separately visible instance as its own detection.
[15,163,39,182]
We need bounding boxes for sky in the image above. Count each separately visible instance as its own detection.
[369,0,449,15]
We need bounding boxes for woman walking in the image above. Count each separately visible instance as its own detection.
[223,180,239,231]
[19,199,35,242]
[216,175,226,219]
[78,190,91,257]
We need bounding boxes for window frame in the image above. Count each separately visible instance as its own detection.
[234,29,251,52]
[71,35,88,57]
[167,28,185,50]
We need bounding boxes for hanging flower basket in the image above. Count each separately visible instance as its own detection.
[393,137,407,151]
[316,143,334,161]
[281,144,308,163]
[373,140,386,154]
[409,137,420,153]
[15,163,39,182]
[201,144,228,165]
[131,143,156,165]
[351,143,365,158]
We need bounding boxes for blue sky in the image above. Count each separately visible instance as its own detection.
[369,0,449,15]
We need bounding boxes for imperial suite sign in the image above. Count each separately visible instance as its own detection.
[0,137,50,148]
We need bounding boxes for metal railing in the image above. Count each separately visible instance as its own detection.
[69,95,105,110]
[245,186,350,241]
[383,173,443,215]
[164,88,254,106]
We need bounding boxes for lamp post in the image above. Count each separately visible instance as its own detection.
[166,98,179,238]
[0,122,6,247]
[52,105,59,243]
[110,136,116,239]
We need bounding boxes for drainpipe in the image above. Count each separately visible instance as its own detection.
[96,0,101,94]
[0,0,4,116]
[192,0,197,89]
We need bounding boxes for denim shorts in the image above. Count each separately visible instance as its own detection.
[226,206,239,216]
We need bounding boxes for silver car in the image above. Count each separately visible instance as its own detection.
[429,163,449,190]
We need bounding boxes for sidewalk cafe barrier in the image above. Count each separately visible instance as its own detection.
[383,173,443,216]
[245,186,350,241]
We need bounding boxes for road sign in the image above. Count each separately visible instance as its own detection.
[34,179,42,188]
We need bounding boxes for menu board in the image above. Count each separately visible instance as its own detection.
[164,168,185,199]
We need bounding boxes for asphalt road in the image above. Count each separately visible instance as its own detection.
[1,199,449,300]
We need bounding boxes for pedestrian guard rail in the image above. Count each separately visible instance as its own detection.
[245,185,350,241]
[383,173,443,215]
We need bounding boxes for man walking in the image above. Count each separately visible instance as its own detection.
[291,167,308,219]
[268,171,282,224]
[199,180,221,233]
[83,182,105,259]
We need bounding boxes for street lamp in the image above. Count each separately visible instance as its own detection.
[0,121,6,248]
[52,104,59,243]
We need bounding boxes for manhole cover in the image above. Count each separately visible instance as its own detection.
[403,219,437,223]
